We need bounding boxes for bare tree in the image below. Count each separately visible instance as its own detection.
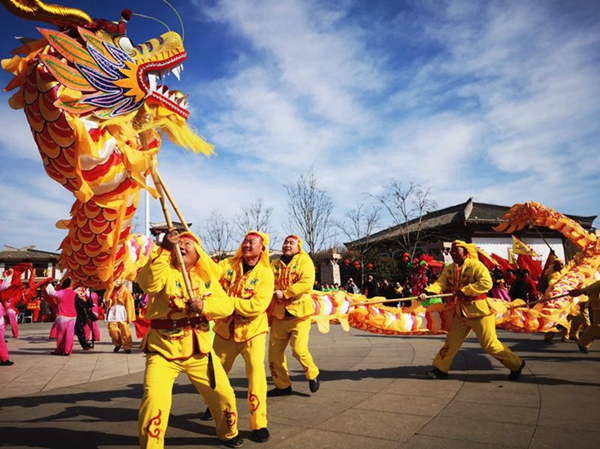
[285,168,334,258]
[199,210,235,260]
[234,199,278,248]
[371,180,437,257]
[336,203,381,286]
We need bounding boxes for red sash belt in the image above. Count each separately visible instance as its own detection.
[151,316,208,330]
[461,293,487,302]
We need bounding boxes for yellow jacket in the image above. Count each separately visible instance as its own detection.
[271,252,316,319]
[426,257,494,318]
[137,248,234,360]
[106,285,136,323]
[214,257,274,342]
[577,280,600,310]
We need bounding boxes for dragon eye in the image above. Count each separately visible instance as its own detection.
[118,36,136,54]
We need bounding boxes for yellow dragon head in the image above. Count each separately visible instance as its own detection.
[2,0,212,153]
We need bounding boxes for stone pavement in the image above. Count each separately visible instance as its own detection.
[0,322,599,449]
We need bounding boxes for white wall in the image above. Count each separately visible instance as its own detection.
[472,236,565,264]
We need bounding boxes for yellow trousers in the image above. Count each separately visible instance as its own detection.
[139,351,238,449]
[543,307,591,342]
[578,307,600,349]
[568,307,591,340]
[108,321,132,351]
[268,317,319,389]
[433,312,522,373]
[213,333,268,430]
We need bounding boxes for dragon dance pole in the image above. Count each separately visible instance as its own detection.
[351,293,454,306]
[155,170,190,232]
[150,164,195,300]
[505,292,572,309]
[352,291,572,308]
[529,221,553,252]
[145,175,151,238]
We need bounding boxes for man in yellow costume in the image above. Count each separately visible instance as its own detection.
[137,230,243,449]
[419,240,525,380]
[203,231,274,443]
[106,280,136,353]
[541,255,570,342]
[268,235,320,396]
[570,280,600,354]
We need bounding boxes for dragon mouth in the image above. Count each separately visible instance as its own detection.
[139,53,190,120]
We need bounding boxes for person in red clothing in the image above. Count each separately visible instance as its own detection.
[522,270,539,304]
[45,279,78,356]
[27,297,41,322]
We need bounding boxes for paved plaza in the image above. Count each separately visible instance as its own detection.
[0,321,599,449]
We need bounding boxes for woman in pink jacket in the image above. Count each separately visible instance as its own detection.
[45,279,78,356]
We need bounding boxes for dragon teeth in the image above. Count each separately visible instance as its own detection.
[148,73,158,91]
[173,66,181,81]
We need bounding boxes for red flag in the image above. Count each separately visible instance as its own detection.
[490,253,515,277]
[477,247,498,272]
[517,254,542,280]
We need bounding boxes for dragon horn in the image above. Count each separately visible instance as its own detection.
[0,0,93,28]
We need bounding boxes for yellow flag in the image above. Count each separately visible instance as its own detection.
[512,236,539,257]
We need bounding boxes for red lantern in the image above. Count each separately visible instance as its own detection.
[366,263,373,270]
[343,258,350,266]
[353,261,361,269]
[402,252,410,263]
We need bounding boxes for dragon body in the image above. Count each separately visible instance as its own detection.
[2,1,211,289]
[309,202,599,335]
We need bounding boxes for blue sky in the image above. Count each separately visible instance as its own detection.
[0,0,598,253]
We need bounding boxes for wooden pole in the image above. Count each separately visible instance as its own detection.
[505,292,572,309]
[351,293,454,307]
[150,164,195,300]
[155,169,190,232]
[351,291,573,309]
[529,221,553,252]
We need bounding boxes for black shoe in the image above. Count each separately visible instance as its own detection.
[267,386,292,397]
[508,360,526,381]
[426,368,449,379]
[113,345,122,353]
[124,349,131,354]
[223,435,243,448]
[252,428,270,443]
[308,377,320,393]
[0,360,14,366]
[200,406,213,421]
[577,343,589,354]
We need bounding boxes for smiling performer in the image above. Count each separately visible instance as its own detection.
[137,229,243,449]
[419,240,525,381]
[205,231,274,443]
